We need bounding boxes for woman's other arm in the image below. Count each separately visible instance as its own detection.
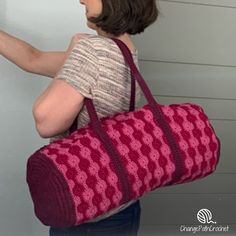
[0,31,87,78]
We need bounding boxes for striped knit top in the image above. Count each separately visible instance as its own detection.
[52,34,142,222]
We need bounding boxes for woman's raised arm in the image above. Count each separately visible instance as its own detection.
[0,31,87,78]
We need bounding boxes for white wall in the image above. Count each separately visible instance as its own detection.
[0,0,235,235]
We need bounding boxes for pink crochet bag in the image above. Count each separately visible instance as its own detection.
[26,38,220,227]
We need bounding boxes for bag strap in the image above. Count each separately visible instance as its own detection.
[69,38,136,133]
[70,38,184,186]
[69,38,162,133]
[89,38,159,122]
[111,38,184,184]
[69,37,167,133]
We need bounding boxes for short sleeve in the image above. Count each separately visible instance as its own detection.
[55,38,99,99]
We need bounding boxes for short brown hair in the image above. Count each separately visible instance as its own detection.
[88,0,159,36]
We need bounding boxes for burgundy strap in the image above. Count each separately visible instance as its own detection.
[69,38,184,184]
[69,39,136,134]
[129,74,136,111]
[69,38,166,133]
[111,38,184,184]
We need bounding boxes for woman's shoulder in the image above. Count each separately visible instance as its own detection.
[79,34,118,52]
[71,34,117,59]
[79,34,138,58]
[82,34,114,45]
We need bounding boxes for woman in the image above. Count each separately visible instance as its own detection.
[0,0,158,235]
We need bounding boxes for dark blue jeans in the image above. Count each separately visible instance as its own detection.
[49,200,141,236]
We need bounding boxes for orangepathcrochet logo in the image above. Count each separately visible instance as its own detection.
[179,208,230,234]
[197,209,217,224]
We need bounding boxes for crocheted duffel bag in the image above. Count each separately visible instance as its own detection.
[26,38,220,227]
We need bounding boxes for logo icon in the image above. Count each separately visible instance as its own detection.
[197,209,217,224]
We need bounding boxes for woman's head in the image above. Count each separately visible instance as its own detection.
[80,0,159,36]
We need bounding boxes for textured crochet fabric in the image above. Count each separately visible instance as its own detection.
[50,35,141,220]
[27,102,220,227]
[27,38,220,228]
